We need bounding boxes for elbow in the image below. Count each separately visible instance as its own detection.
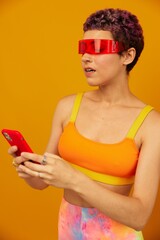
[128,199,151,231]
[128,220,146,232]
[133,222,146,231]
[130,213,149,231]
[136,216,149,231]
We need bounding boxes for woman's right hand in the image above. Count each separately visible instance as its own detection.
[8,146,35,179]
[8,146,48,190]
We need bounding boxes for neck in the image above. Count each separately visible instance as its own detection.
[97,77,133,106]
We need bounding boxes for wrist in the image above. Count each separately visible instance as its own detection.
[70,167,92,194]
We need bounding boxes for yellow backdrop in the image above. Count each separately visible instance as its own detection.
[0,0,159,239]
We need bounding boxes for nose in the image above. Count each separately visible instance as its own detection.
[81,53,93,63]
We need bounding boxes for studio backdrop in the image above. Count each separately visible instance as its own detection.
[0,0,159,239]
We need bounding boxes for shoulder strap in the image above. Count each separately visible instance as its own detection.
[126,105,154,139]
[70,92,84,122]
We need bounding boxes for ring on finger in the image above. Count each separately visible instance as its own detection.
[12,160,19,167]
[37,172,42,178]
[41,155,47,165]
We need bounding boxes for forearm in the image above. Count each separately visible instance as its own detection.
[72,174,146,230]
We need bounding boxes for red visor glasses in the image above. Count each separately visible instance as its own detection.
[78,39,125,55]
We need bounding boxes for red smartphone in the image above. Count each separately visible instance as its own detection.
[1,129,33,156]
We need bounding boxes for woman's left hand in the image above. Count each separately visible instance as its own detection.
[18,152,78,189]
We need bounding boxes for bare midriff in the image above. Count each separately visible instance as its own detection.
[64,182,132,208]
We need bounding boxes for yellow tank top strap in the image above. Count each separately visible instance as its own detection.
[71,163,135,185]
[126,105,154,139]
[70,92,84,123]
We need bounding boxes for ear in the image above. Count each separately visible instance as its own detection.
[122,47,136,66]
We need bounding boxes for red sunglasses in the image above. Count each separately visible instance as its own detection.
[78,39,125,54]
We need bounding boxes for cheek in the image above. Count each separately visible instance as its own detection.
[97,55,121,71]
[96,57,113,73]
[96,56,122,81]
[96,55,116,65]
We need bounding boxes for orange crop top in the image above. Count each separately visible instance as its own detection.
[58,93,154,185]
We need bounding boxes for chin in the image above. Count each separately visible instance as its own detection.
[87,82,99,87]
[86,78,99,87]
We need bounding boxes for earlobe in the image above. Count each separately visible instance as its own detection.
[123,48,136,66]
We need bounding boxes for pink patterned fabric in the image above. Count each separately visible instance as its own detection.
[58,198,144,240]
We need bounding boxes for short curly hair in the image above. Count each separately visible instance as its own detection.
[83,8,144,73]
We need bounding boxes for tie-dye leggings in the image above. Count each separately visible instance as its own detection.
[58,198,144,240]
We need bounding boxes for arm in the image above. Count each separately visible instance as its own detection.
[9,95,75,190]
[16,109,160,230]
[71,110,160,230]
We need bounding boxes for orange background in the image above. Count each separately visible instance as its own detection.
[0,0,159,239]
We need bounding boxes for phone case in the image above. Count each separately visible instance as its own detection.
[1,129,33,156]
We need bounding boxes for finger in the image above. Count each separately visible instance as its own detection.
[16,166,33,176]
[21,152,43,164]
[21,152,54,166]
[8,146,18,157]
[41,154,47,165]
[41,153,62,166]
[16,166,34,178]
[12,156,23,167]
[36,171,53,180]
[24,160,50,174]
[12,159,19,167]
[18,172,32,178]
[18,164,39,178]
[21,152,62,165]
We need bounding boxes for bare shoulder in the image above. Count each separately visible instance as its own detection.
[57,93,77,109]
[57,91,93,110]
[146,108,160,130]
[142,108,160,141]
[54,93,78,125]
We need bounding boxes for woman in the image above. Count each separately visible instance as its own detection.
[9,8,160,240]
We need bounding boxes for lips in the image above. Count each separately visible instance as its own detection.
[85,67,96,72]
